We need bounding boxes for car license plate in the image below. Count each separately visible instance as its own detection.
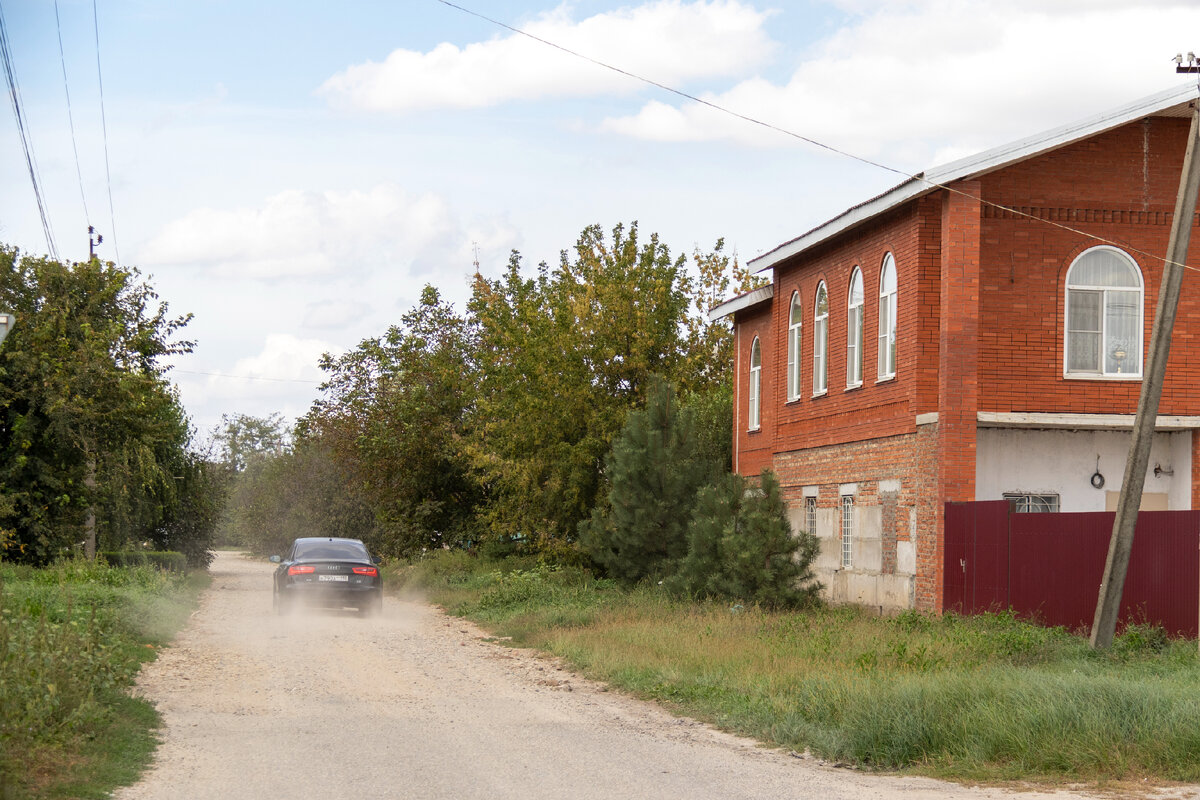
[318,575,349,582]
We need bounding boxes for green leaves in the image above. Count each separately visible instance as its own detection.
[0,247,200,564]
[672,470,821,609]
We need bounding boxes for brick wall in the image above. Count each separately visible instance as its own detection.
[733,302,775,477]
[977,116,1200,416]
[729,113,1200,612]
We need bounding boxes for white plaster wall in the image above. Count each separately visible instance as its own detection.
[975,428,1192,511]
[790,501,913,611]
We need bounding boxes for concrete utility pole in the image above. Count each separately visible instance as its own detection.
[1090,93,1200,650]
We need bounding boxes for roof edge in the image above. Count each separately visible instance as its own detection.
[749,83,1200,275]
[708,284,774,322]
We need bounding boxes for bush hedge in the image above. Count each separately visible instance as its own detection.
[100,551,189,573]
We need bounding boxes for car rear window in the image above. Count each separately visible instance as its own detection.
[294,541,370,561]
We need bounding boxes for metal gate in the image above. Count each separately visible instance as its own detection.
[944,501,1199,636]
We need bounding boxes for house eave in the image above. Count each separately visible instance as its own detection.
[977,411,1200,431]
[708,284,774,322]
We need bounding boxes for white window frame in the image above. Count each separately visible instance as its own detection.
[840,494,854,569]
[878,253,897,380]
[748,336,761,431]
[805,495,817,535]
[787,291,802,401]
[847,268,864,388]
[1063,246,1144,379]
[1003,493,1060,513]
[813,282,828,396]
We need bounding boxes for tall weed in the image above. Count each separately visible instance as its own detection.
[0,557,200,796]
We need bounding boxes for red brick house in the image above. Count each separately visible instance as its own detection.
[711,84,1200,613]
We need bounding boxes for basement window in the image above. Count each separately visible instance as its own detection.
[840,494,854,568]
[1003,493,1060,513]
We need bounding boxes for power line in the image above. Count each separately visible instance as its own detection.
[54,0,91,230]
[435,0,1199,275]
[0,0,59,261]
[92,0,120,265]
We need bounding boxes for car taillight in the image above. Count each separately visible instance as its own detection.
[288,565,315,575]
[352,566,378,576]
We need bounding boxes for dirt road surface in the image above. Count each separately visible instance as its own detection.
[115,552,1185,800]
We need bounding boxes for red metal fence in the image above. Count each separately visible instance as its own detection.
[944,501,1199,637]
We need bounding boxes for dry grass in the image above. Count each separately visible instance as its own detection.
[396,553,1200,784]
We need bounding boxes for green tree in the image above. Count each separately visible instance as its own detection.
[580,376,716,584]
[0,247,197,563]
[148,448,225,567]
[301,285,480,557]
[677,239,766,396]
[467,223,692,552]
[212,412,289,473]
[222,435,377,557]
[671,470,821,608]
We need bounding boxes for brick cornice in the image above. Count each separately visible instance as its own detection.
[982,205,1200,226]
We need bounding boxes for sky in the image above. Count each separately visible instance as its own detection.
[2,0,1199,440]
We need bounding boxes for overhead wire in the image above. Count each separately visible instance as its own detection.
[435,0,1199,275]
[0,0,59,261]
[54,0,91,228]
[92,0,120,265]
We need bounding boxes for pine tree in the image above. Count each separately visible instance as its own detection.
[672,470,820,608]
[580,376,712,584]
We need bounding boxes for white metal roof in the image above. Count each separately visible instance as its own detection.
[749,83,1200,275]
[708,284,773,322]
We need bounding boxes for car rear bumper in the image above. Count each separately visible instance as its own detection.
[278,583,381,609]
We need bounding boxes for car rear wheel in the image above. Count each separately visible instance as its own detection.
[362,594,383,617]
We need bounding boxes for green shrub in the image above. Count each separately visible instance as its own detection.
[580,376,713,584]
[0,557,200,794]
[1114,622,1170,656]
[100,550,189,573]
[670,470,820,608]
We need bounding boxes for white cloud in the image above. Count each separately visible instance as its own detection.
[229,333,338,384]
[317,1,773,112]
[141,184,513,281]
[602,2,1200,166]
[302,299,373,330]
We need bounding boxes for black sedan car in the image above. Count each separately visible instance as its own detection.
[270,537,382,616]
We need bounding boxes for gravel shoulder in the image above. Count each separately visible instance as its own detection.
[115,552,1194,800]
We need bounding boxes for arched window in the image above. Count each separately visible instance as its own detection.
[786,292,802,401]
[847,268,864,387]
[1065,247,1143,376]
[878,253,897,379]
[813,282,828,395]
[749,336,761,430]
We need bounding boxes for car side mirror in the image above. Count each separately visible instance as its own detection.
[372,556,381,565]
[269,555,281,563]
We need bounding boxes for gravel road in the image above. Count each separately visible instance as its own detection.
[115,552,1187,800]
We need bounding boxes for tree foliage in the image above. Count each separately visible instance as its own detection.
[230,221,756,570]
[580,376,715,584]
[671,470,821,608]
[211,412,289,473]
[467,223,693,549]
[221,433,377,558]
[299,285,480,556]
[0,247,207,564]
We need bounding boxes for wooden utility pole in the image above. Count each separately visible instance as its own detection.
[1090,97,1200,649]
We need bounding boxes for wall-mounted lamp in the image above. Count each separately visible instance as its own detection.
[1153,463,1175,478]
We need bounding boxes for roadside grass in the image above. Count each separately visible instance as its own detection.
[0,557,207,800]
[394,552,1200,785]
